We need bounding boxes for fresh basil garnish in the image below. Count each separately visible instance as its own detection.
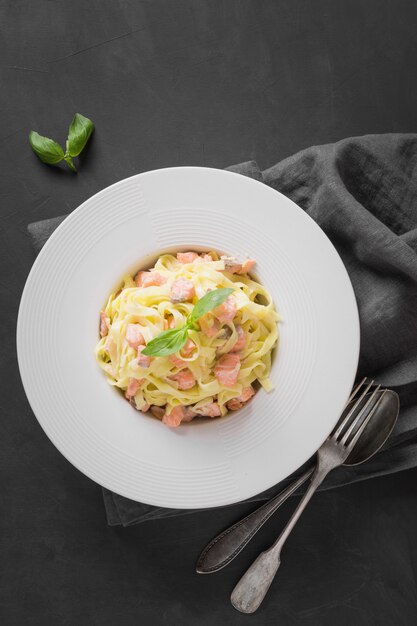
[29,113,94,172]
[28,132,65,164]
[142,326,189,357]
[189,288,233,322]
[142,288,234,357]
[66,113,94,157]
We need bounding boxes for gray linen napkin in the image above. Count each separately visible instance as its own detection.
[27,135,417,525]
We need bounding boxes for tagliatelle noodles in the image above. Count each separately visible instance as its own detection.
[95,252,280,418]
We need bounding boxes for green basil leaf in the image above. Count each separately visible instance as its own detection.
[142,327,189,357]
[28,131,65,165]
[66,113,94,157]
[141,288,234,356]
[189,287,234,322]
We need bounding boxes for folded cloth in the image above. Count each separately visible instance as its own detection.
[28,134,417,526]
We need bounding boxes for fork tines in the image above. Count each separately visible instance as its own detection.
[332,377,387,449]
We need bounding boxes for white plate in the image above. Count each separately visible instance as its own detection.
[17,167,359,508]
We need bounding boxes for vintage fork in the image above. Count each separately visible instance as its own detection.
[196,378,375,575]
[231,379,386,613]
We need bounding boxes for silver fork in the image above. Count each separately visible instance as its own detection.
[197,378,376,575]
[231,379,385,614]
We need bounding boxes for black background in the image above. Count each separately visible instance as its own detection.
[2,1,417,624]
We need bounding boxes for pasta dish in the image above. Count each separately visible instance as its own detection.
[95,251,279,427]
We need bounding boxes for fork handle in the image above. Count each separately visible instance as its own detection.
[196,467,314,574]
[231,464,332,614]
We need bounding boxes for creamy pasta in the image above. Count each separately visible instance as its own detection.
[95,251,280,427]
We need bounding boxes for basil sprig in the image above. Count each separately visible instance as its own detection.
[142,288,234,357]
[29,113,94,172]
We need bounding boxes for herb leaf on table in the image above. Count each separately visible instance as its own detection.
[28,113,94,172]
[28,132,65,165]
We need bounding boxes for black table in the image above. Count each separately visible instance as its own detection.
[2,2,417,624]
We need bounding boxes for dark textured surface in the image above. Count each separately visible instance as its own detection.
[2,1,417,624]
